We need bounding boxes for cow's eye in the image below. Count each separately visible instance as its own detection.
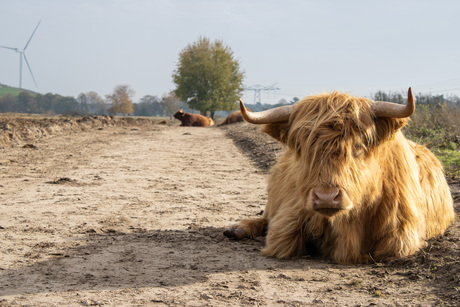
[353,143,365,157]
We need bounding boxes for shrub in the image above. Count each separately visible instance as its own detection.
[403,104,460,177]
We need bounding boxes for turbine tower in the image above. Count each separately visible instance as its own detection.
[244,83,280,104]
[0,20,41,88]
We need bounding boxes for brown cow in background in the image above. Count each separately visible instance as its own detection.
[174,110,215,127]
[218,109,250,126]
[224,88,455,264]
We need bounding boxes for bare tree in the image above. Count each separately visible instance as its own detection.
[76,91,107,115]
[136,95,163,116]
[162,92,184,118]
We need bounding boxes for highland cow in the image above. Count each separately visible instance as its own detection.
[174,110,215,127]
[218,109,250,126]
[224,88,455,264]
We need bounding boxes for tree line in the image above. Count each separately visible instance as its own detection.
[0,86,186,117]
[371,90,460,109]
[1,88,459,117]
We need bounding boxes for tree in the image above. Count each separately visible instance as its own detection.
[290,97,300,105]
[87,91,107,115]
[106,84,134,115]
[172,37,244,118]
[0,94,16,112]
[162,92,184,118]
[77,91,107,115]
[276,98,289,106]
[135,95,163,116]
[77,93,89,114]
[55,96,79,115]
[17,92,35,113]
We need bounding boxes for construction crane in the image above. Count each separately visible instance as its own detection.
[244,83,280,104]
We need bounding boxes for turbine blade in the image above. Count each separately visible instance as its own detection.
[23,53,38,88]
[0,45,19,52]
[23,20,41,51]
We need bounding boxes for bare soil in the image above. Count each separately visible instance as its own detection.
[0,116,458,306]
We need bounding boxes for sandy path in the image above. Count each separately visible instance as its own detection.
[0,125,453,306]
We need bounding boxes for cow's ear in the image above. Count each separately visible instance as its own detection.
[262,121,291,144]
[375,117,408,141]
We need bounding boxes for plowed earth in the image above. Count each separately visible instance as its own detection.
[0,116,458,306]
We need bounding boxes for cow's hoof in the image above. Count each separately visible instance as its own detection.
[223,228,248,240]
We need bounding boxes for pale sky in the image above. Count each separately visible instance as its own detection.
[1,0,460,105]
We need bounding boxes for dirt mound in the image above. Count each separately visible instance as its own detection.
[221,122,284,171]
[0,115,159,148]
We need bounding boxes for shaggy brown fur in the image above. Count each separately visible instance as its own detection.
[173,110,215,127]
[225,92,455,264]
[218,110,249,126]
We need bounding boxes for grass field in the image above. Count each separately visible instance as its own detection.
[0,86,36,97]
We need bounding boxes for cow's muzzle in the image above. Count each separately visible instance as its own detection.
[312,187,346,217]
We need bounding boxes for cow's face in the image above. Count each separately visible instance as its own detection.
[174,110,185,120]
[263,93,408,218]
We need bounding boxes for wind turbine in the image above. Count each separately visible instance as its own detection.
[0,20,41,88]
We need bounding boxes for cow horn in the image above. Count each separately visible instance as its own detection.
[239,98,295,124]
[372,87,415,118]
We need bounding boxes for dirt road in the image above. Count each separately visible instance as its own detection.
[0,122,458,306]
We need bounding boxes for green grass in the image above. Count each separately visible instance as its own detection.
[403,105,460,179]
[0,86,36,98]
[434,148,460,177]
[405,131,460,178]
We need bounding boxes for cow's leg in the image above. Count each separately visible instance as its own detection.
[224,217,268,240]
[328,220,371,264]
[368,197,425,262]
[261,212,305,259]
[371,226,423,261]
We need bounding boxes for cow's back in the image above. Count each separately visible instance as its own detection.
[191,115,211,127]
[410,140,455,237]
